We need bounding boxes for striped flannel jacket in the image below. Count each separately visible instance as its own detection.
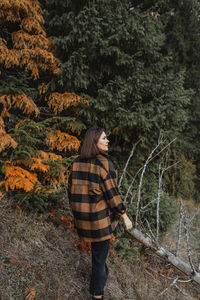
[68,153,127,242]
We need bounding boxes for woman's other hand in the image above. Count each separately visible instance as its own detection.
[121,213,133,230]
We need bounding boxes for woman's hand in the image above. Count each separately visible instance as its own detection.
[121,213,133,230]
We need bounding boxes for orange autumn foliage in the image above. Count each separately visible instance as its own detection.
[0,130,18,153]
[12,31,51,50]
[3,165,38,192]
[0,94,39,117]
[44,176,60,188]
[48,92,88,114]
[39,150,62,161]
[74,240,92,253]
[45,129,81,152]
[0,118,18,153]
[43,166,66,188]
[0,94,12,118]
[0,116,4,128]
[60,216,74,229]
[149,268,174,286]
[0,0,43,24]
[30,158,49,173]
[0,0,60,79]
[0,46,60,79]
[0,182,4,199]
[50,211,74,228]
[12,93,39,115]
[38,83,46,95]
[34,152,64,188]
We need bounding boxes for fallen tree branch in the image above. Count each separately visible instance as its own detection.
[127,228,200,285]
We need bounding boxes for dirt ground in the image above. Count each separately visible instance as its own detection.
[0,197,199,300]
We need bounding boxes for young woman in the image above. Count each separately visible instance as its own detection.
[68,128,132,300]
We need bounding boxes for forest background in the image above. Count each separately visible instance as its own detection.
[0,0,200,299]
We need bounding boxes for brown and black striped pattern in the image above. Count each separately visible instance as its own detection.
[68,154,126,242]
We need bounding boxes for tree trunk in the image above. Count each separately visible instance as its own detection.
[127,228,200,285]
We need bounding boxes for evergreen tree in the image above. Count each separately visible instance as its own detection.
[133,0,200,198]
[163,0,200,198]
[41,0,191,149]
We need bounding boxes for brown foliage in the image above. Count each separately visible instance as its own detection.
[1,165,38,195]
[0,94,39,117]
[30,158,49,173]
[0,0,43,24]
[45,129,81,152]
[39,150,62,161]
[0,117,18,153]
[48,92,88,115]
[0,0,60,78]
[74,239,92,253]
[25,287,36,300]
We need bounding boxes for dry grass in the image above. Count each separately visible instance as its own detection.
[163,199,200,270]
[0,197,199,300]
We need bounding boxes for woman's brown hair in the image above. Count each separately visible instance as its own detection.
[80,127,106,159]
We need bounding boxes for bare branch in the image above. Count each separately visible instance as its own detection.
[156,161,164,241]
[124,166,142,203]
[157,276,179,298]
[141,197,156,210]
[183,215,196,274]
[145,218,156,241]
[174,284,194,299]
[118,140,140,188]
[177,279,192,283]
[148,137,177,165]
[176,198,184,257]
[188,208,200,225]
[130,190,136,204]
[164,160,180,171]
[125,137,177,204]
[136,138,162,227]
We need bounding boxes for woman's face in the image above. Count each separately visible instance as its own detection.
[97,131,109,152]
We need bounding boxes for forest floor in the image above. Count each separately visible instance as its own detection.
[0,197,199,300]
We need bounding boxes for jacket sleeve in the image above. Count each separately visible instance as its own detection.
[101,160,127,216]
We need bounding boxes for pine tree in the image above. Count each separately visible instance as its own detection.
[40,0,197,202]
[41,0,191,147]
[163,0,200,198]
[133,0,200,198]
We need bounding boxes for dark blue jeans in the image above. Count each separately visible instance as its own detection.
[89,239,110,296]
